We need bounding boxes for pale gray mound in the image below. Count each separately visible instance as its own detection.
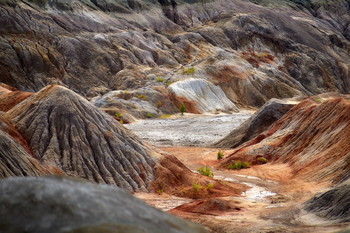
[304,181,350,222]
[214,99,296,148]
[7,85,156,192]
[0,176,208,233]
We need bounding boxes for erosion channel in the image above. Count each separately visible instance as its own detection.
[127,113,350,233]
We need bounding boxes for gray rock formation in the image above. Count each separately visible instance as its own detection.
[168,78,239,113]
[214,98,297,148]
[0,176,208,233]
[305,179,350,222]
[7,85,156,191]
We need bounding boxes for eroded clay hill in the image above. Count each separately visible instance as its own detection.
[0,84,243,197]
[219,96,350,184]
[1,0,350,117]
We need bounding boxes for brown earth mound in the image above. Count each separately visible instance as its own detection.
[219,96,350,184]
[169,198,243,216]
[0,85,32,112]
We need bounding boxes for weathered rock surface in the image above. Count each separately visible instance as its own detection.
[168,78,239,113]
[214,98,298,148]
[305,180,350,222]
[7,85,157,191]
[0,114,50,178]
[0,176,208,233]
[1,0,350,111]
[219,96,350,184]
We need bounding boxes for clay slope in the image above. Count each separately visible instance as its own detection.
[0,176,208,233]
[305,180,350,222]
[214,98,297,148]
[0,113,49,178]
[219,97,350,184]
[1,0,350,114]
[0,83,32,112]
[7,85,156,191]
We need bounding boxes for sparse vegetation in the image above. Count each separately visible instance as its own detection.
[179,103,186,115]
[217,151,224,160]
[227,160,251,170]
[197,166,214,177]
[147,113,153,118]
[182,66,195,75]
[160,114,171,118]
[166,80,173,86]
[156,101,162,107]
[136,94,147,100]
[115,112,122,118]
[119,120,123,124]
[155,77,164,82]
[207,183,214,189]
[192,183,202,192]
[257,157,268,164]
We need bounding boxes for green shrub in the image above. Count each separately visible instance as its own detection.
[197,166,213,177]
[155,77,164,82]
[207,183,214,189]
[147,113,153,118]
[192,183,202,192]
[166,80,173,86]
[227,160,250,170]
[156,101,162,107]
[257,157,268,164]
[217,151,224,160]
[136,94,147,100]
[182,66,195,75]
[160,114,171,118]
[115,113,122,118]
[179,103,186,115]
[119,119,124,124]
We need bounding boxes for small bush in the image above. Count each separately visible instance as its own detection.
[136,94,147,100]
[166,80,173,86]
[207,183,214,189]
[155,77,164,82]
[217,151,224,160]
[192,183,202,192]
[257,157,268,164]
[179,103,186,115]
[119,120,123,124]
[182,66,195,75]
[197,166,213,177]
[115,113,122,118]
[156,101,162,107]
[227,160,250,170]
[147,113,153,118]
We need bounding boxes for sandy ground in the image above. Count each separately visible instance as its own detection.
[125,112,252,146]
[128,115,350,233]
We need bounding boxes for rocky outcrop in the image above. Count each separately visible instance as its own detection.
[168,78,239,113]
[0,176,208,233]
[214,98,298,148]
[219,96,350,184]
[7,85,157,191]
[305,180,350,222]
[1,0,350,110]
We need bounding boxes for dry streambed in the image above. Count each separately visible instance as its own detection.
[127,114,349,233]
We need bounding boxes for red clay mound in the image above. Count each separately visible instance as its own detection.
[152,153,247,199]
[0,84,32,112]
[219,97,350,184]
[169,198,243,216]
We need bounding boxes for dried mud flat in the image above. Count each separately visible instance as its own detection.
[128,115,350,233]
